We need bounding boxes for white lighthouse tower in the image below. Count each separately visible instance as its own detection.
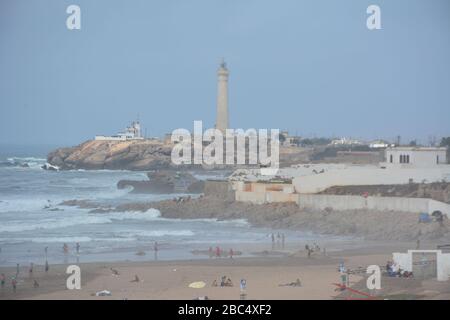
[215,59,229,133]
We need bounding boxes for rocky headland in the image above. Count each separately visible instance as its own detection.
[47,139,173,170]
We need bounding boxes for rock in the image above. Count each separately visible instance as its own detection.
[117,170,205,194]
[47,140,173,171]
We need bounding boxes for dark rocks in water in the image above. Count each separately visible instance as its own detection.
[117,170,205,194]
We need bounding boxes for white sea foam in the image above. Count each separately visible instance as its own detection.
[104,208,162,221]
[0,215,112,233]
[0,236,93,244]
[0,199,57,213]
[120,229,195,238]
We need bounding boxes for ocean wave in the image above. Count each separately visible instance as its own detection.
[0,199,62,213]
[0,215,112,233]
[0,236,93,244]
[104,208,162,221]
[2,157,47,169]
[0,208,162,233]
[119,229,195,238]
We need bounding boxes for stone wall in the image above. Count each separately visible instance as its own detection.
[204,180,235,201]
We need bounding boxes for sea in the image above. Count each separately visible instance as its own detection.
[0,145,351,267]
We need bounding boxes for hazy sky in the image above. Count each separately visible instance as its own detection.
[1,0,449,146]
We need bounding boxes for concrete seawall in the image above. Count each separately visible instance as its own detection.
[235,190,450,216]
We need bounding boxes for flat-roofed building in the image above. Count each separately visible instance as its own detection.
[385,147,447,166]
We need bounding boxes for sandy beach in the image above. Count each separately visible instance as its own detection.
[2,240,448,300]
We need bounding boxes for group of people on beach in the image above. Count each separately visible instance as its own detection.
[211,275,234,287]
[305,243,322,257]
[386,261,413,278]
[62,242,81,255]
[271,233,285,249]
[1,242,82,294]
[208,246,234,259]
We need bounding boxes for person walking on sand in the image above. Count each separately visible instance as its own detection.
[1,273,5,289]
[33,280,39,288]
[229,248,234,259]
[29,263,33,277]
[16,263,19,276]
[63,243,69,254]
[45,260,49,273]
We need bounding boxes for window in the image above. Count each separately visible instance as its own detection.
[390,154,393,163]
[406,155,410,163]
[399,155,403,163]
[437,155,439,164]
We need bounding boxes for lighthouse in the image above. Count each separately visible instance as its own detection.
[215,59,229,133]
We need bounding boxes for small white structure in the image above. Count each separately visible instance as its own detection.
[393,250,450,281]
[330,137,363,146]
[369,140,391,149]
[385,147,447,166]
[95,120,143,141]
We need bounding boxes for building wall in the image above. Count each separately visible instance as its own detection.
[204,180,234,201]
[235,190,298,204]
[292,166,450,194]
[296,194,435,214]
[235,188,450,216]
[386,148,447,166]
[393,250,450,281]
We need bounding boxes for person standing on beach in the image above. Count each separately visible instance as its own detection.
[229,248,234,259]
[305,244,312,258]
[0,273,5,289]
[29,263,33,277]
[154,241,158,261]
[76,243,80,255]
[208,247,213,259]
[16,263,19,276]
[45,260,49,273]
[63,243,69,254]
[12,277,17,293]
[271,234,275,250]
[216,246,221,258]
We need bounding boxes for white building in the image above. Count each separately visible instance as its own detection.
[369,140,391,149]
[95,120,144,141]
[330,137,363,146]
[385,147,447,166]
